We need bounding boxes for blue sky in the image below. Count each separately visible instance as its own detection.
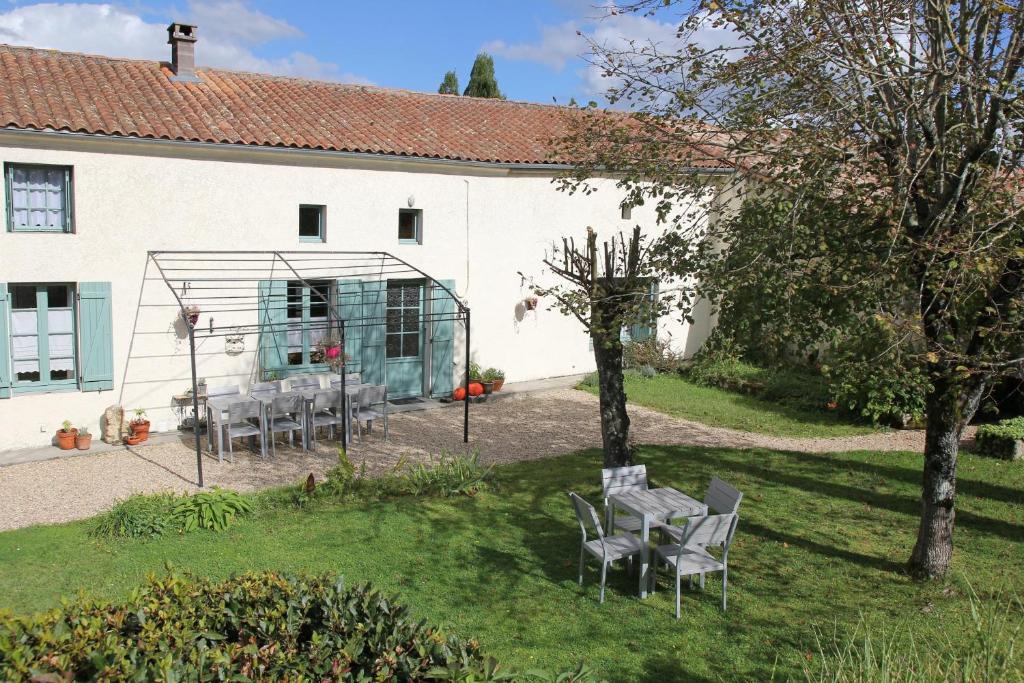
[0,1,696,105]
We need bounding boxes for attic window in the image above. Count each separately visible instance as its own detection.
[621,205,632,220]
[398,209,422,244]
[299,205,325,242]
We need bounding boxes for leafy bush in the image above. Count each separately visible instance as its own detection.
[822,325,931,426]
[0,571,515,681]
[92,492,176,539]
[682,352,770,394]
[404,450,493,497]
[805,590,1023,682]
[761,366,831,412]
[976,417,1024,460]
[171,487,252,532]
[622,337,682,374]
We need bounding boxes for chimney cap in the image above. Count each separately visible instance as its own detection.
[167,22,198,44]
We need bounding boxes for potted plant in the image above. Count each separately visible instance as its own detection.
[313,336,349,372]
[76,427,92,450]
[56,420,77,450]
[483,367,505,392]
[182,305,201,326]
[129,408,150,443]
[524,296,539,311]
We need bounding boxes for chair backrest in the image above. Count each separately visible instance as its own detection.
[288,377,320,392]
[601,464,649,503]
[270,393,302,416]
[250,380,281,395]
[568,492,605,539]
[357,384,386,409]
[228,399,261,422]
[680,513,737,550]
[312,389,343,411]
[705,477,743,515]
[208,384,240,398]
[345,372,362,384]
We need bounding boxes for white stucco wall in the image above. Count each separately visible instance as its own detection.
[0,131,724,450]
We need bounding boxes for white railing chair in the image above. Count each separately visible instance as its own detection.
[266,393,305,457]
[355,385,388,441]
[602,464,665,535]
[309,389,346,447]
[652,512,738,618]
[568,492,644,604]
[225,399,264,462]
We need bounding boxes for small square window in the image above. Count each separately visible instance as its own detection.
[621,205,632,220]
[398,209,422,244]
[299,205,325,242]
[5,163,73,233]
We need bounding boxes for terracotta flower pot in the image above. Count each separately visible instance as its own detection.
[131,420,150,442]
[76,433,92,450]
[453,387,467,401]
[125,434,144,446]
[56,429,78,450]
[468,382,484,397]
[492,378,504,392]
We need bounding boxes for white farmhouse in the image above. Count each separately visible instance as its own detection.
[0,24,731,450]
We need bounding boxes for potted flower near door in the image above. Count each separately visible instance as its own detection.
[76,427,92,450]
[483,367,505,392]
[56,420,77,450]
[127,408,150,445]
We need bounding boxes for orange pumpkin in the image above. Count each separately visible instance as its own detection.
[468,382,484,397]
[453,387,467,401]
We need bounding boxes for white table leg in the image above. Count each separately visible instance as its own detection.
[639,513,651,598]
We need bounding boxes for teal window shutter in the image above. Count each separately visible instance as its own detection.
[0,283,10,398]
[258,280,288,373]
[78,282,113,391]
[430,279,456,397]
[336,279,363,374]
[629,280,659,342]
[360,280,386,386]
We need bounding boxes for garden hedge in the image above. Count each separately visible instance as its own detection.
[975,417,1024,460]
[0,570,502,681]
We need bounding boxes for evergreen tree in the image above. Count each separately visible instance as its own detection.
[462,53,503,99]
[438,70,459,95]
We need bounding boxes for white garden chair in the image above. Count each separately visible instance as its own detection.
[568,492,644,603]
[662,477,743,543]
[652,512,738,618]
[225,399,264,461]
[602,464,665,535]
[266,393,305,457]
[354,385,388,441]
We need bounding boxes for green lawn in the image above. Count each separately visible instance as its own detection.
[1,445,1020,681]
[582,373,878,437]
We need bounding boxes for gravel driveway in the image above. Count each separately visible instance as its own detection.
[0,388,941,531]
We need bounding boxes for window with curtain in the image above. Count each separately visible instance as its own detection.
[285,279,332,367]
[8,284,76,388]
[5,164,73,233]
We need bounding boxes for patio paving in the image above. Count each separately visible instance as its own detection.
[0,387,945,531]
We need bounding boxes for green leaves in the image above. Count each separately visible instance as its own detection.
[170,488,252,533]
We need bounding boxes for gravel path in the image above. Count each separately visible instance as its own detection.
[0,388,948,531]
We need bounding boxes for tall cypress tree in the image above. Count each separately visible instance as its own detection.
[462,53,503,99]
[438,70,459,95]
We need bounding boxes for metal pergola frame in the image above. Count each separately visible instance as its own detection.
[146,250,471,487]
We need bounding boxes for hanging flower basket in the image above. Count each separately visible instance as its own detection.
[182,305,201,326]
[524,296,539,311]
[313,337,349,372]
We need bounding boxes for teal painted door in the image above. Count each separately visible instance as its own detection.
[384,280,424,398]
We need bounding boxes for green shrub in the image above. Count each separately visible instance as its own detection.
[823,355,930,427]
[805,590,1023,682]
[404,450,493,497]
[761,367,831,411]
[623,337,682,374]
[92,492,176,539]
[682,353,770,394]
[0,571,511,681]
[976,417,1024,460]
[171,487,252,532]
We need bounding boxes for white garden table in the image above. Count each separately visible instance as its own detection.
[608,487,708,598]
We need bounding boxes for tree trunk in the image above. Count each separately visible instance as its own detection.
[592,334,631,467]
[908,377,983,579]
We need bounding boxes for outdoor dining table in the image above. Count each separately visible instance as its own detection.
[608,487,708,598]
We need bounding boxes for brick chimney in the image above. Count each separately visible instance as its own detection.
[167,22,199,82]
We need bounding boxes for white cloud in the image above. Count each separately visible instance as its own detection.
[485,3,741,99]
[0,1,370,83]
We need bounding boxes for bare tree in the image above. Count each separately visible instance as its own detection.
[527,226,667,467]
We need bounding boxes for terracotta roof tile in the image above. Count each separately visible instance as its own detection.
[0,43,732,169]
